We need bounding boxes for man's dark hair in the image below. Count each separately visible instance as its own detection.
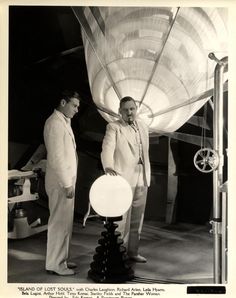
[119,96,136,108]
[61,90,80,103]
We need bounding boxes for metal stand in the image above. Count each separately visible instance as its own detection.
[82,202,99,227]
[208,53,228,283]
[8,177,47,239]
[220,182,228,284]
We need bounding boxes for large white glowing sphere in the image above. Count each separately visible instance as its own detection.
[89,175,133,217]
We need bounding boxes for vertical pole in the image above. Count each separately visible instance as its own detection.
[208,53,228,284]
[221,188,228,283]
[166,138,178,224]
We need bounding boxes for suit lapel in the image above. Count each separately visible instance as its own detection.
[119,119,147,152]
[119,120,136,151]
[136,120,146,150]
[54,111,76,148]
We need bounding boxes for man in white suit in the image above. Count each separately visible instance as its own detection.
[44,90,80,275]
[101,96,151,263]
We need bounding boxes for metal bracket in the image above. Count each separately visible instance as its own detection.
[209,219,222,235]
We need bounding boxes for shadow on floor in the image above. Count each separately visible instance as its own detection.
[8,219,213,284]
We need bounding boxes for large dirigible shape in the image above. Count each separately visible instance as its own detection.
[73,6,228,133]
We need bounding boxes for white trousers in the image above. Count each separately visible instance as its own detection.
[117,164,148,257]
[45,176,75,271]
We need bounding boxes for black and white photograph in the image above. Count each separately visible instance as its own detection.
[0,0,236,297]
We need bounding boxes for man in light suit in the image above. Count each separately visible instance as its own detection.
[44,90,80,275]
[101,96,151,263]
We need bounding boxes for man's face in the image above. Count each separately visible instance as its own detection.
[61,97,80,118]
[119,100,137,124]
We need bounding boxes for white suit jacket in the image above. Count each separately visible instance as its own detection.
[44,110,77,188]
[101,119,151,187]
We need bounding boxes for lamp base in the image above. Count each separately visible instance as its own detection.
[88,217,134,283]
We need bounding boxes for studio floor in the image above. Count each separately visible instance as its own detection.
[8,218,213,284]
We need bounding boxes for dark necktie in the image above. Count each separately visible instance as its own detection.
[129,122,137,132]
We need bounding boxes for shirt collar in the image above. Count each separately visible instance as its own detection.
[55,109,71,124]
[121,118,137,127]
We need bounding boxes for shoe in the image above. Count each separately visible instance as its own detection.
[67,262,77,269]
[129,255,147,263]
[46,268,76,276]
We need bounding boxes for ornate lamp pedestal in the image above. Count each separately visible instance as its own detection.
[88,216,134,283]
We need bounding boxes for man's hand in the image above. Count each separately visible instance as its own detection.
[64,186,75,199]
[105,167,118,176]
